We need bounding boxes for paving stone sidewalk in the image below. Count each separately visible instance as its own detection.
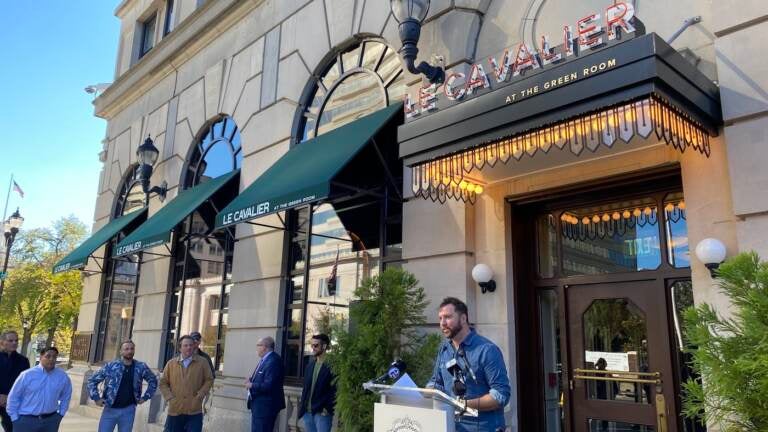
[59,411,100,431]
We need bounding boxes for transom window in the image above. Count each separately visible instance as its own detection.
[284,39,405,380]
[297,39,405,142]
[165,116,242,371]
[535,192,690,279]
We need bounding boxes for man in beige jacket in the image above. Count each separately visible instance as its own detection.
[159,335,213,432]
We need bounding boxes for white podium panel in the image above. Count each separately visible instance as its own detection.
[374,402,454,432]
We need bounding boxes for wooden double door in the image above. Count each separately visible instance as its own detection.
[513,178,700,432]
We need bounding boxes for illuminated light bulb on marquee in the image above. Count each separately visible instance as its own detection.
[410,97,711,204]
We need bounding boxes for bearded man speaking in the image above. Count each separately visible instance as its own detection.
[427,297,511,432]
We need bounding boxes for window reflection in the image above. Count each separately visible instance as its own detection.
[285,203,384,377]
[588,419,654,431]
[537,214,558,278]
[317,72,384,136]
[300,40,404,142]
[561,198,661,275]
[670,280,706,432]
[165,116,241,371]
[664,193,689,268]
[287,39,404,379]
[98,167,144,362]
[538,290,564,432]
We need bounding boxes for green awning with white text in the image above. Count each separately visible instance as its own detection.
[52,208,147,273]
[113,170,239,257]
[215,103,401,228]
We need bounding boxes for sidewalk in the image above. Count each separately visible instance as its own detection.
[60,411,100,431]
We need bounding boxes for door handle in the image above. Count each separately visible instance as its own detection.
[572,368,661,385]
[571,368,668,431]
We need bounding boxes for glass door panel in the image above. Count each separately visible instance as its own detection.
[568,280,677,432]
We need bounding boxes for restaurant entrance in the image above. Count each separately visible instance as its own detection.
[512,170,702,432]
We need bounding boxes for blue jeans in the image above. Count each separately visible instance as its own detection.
[166,414,202,432]
[12,414,63,432]
[302,413,332,432]
[98,405,136,432]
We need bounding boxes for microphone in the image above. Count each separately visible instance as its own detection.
[446,358,467,397]
[457,347,477,382]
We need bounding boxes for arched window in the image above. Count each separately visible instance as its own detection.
[296,39,406,142]
[94,165,145,362]
[284,39,405,379]
[164,116,242,371]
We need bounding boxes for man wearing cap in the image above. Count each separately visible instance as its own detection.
[189,332,214,376]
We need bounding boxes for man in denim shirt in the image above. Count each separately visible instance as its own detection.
[427,297,511,431]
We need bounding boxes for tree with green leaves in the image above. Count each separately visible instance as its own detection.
[682,252,768,431]
[326,268,441,432]
[0,216,87,355]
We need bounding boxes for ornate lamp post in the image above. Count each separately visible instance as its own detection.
[136,135,167,205]
[0,208,24,305]
[390,0,445,84]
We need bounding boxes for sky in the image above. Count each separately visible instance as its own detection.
[0,2,120,232]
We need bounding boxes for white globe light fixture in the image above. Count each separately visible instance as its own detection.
[694,238,727,278]
[471,263,496,294]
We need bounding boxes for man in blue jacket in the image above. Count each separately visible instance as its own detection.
[245,337,285,432]
[298,334,336,432]
[87,340,158,432]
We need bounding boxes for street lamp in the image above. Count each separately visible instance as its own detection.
[0,208,24,305]
[390,0,445,84]
[137,135,167,205]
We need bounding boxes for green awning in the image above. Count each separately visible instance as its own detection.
[215,103,401,228]
[114,170,239,257]
[52,208,147,274]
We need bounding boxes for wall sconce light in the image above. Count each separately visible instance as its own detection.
[136,135,167,204]
[694,238,727,278]
[390,0,445,84]
[471,263,496,294]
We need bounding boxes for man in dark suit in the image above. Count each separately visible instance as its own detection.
[0,331,30,432]
[298,334,336,432]
[245,337,285,432]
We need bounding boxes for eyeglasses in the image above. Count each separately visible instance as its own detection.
[310,343,320,348]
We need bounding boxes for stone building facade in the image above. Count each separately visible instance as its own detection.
[59,0,768,431]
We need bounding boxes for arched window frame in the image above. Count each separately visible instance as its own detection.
[282,38,406,382]
[92,165,145,363]
[292,38,406,144]
[163,115,242,371]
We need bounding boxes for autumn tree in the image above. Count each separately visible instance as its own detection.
[0,216,87,354]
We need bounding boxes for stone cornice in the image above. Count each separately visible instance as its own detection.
[95,0,265,120]
[114,0,135,18]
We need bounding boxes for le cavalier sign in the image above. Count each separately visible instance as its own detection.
[404,1,641,121]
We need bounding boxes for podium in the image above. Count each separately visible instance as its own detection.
[364,382,478,432]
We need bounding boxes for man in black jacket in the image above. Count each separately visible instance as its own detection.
[298,334,336,432]
[0,330,30,432]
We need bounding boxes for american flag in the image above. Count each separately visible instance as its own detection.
[327,247,339,296]
[12,181,24,198]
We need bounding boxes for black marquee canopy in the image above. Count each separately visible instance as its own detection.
[398,33,722,203]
